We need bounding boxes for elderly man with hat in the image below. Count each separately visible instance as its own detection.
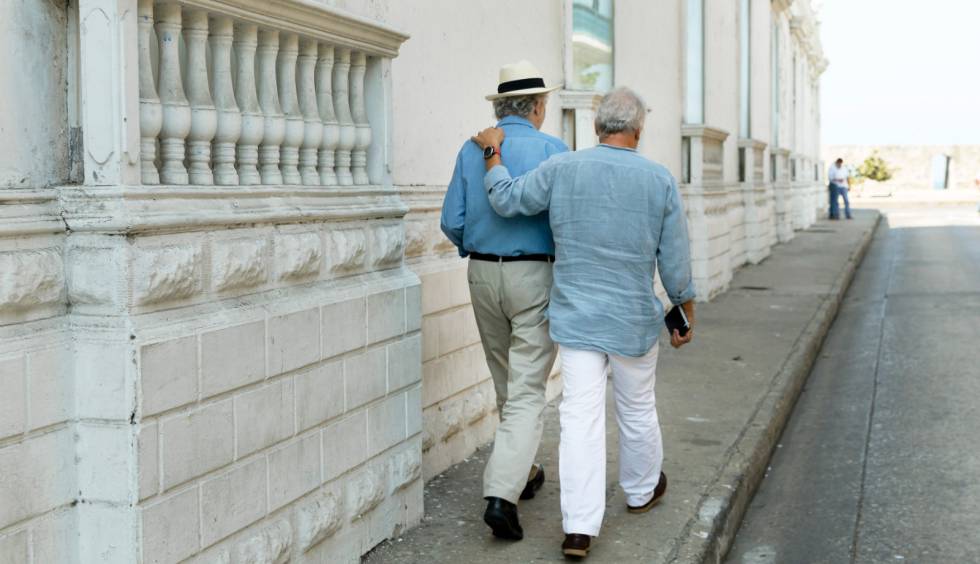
[471,87,697,558]
[440,60,567,541]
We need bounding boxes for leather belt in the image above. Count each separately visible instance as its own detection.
[469,252,554,263]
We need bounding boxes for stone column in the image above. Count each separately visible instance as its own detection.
[209,15,241,186]
[137,0,161,185]
[297,39,323,186]
[332,48,355,186]
[316,45,340,186]
[277,33,304,185]
[257,30,286,185]
[233,23,264,185]
[350,52,371,185]
[182,9,217,185]
[154,2,191,185]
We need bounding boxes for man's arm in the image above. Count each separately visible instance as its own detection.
[471,127,556,218]
[439,152,467,255]
[657,176,698,348]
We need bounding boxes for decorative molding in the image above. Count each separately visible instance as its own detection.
[737,138,768,151]
[59,185,408,234]
[0,191,64,237]
[682,124,730,143]
[177,0,410,58]
[558,90,602,110]
[0,249,65,313]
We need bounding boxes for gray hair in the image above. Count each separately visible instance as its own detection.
[493,94,543,120]
[595,87,647,136]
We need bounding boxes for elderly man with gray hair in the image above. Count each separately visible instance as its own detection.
[471,86,697,558]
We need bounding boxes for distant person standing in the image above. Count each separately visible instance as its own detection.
[828,158,852,220]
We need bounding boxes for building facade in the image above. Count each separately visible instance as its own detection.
[0,1,824,562]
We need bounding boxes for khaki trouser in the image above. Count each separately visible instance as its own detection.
[468,259,556,503]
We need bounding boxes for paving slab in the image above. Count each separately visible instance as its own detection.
[365,211,879,564]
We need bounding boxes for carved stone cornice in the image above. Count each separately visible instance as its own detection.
[738,138,768,151]
[59,185,408,234]
[175,0,410,57]
[558,90,602,111]
[0,190,65,237]
[681,124,730,143]
[771,0,794,14]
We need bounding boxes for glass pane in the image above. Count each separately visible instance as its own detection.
[683,0,704,124]
[771,20,780,148]
[739,0,751,138]
[571,0,614,91]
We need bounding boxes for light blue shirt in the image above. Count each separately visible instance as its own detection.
[484,144,697,357]
[440,116,568,257]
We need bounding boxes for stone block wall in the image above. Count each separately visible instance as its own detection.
[132,262,422,564]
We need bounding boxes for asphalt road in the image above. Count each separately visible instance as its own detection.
[725,205,980,564]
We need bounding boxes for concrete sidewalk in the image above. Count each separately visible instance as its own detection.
[365,211,880,564]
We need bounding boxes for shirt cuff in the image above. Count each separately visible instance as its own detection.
[484,164,511,193]
[668,282,697,305]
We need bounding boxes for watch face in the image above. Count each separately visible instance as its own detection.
[483,146,495,159]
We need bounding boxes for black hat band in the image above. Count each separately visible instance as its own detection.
[497,77,546,94]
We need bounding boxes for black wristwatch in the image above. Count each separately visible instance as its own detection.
[483,145,500,160]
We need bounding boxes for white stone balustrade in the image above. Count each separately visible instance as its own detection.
[137,0,162,185]
[183,10,217,185]
[155,3,191,185]
[136,1,391,188]
[209,16,240,186]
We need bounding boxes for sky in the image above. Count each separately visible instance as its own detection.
[819,0,980,145]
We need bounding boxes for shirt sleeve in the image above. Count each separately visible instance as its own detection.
[657,176,698,305]
[483,159,558,218]
[439,151,467,256]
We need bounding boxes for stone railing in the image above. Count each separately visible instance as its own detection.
[136,0,399,190]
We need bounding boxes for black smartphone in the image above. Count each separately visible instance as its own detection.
[664,305,690,337]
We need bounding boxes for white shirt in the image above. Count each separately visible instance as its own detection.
[828,164,848,187]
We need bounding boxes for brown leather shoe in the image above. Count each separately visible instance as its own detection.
[627,471,667,514]
[561,533,591,558]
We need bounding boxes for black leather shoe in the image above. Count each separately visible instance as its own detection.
[562,533,591,558]
[519,464,545,500]
[484,497,523,540]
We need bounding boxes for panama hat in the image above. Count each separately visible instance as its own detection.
[485,60,561,101]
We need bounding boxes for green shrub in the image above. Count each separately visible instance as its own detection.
[858,151,894,182]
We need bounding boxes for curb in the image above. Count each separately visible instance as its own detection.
[667,212,882,564]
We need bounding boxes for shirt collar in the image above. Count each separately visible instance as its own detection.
[496,116,535,129]
[599,143,637,153]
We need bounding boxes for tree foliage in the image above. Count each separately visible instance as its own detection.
[858,151,894,182]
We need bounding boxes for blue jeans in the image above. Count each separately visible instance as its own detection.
[829,184,852,219]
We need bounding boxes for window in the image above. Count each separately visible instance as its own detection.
[570,0,614,91]
[771,19,779,148]
[683,0,704,124]
[739,0,751,138]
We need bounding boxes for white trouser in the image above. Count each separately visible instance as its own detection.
[559,343,663,537]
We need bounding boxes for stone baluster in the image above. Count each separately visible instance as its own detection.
[154,2,191,184]
[209,16,241,185]
[277,33,304,185]
[297,39,322,186]
[316,45,340,186]
[349,52,372,185]
[137,0,161,185]
[182,10,217,185]
[257,30,285,185]
[233,23,263,185]
[332,48,355,186]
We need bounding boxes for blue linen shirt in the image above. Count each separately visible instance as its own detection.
[440,116,568,257]
[484,144,697,357]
